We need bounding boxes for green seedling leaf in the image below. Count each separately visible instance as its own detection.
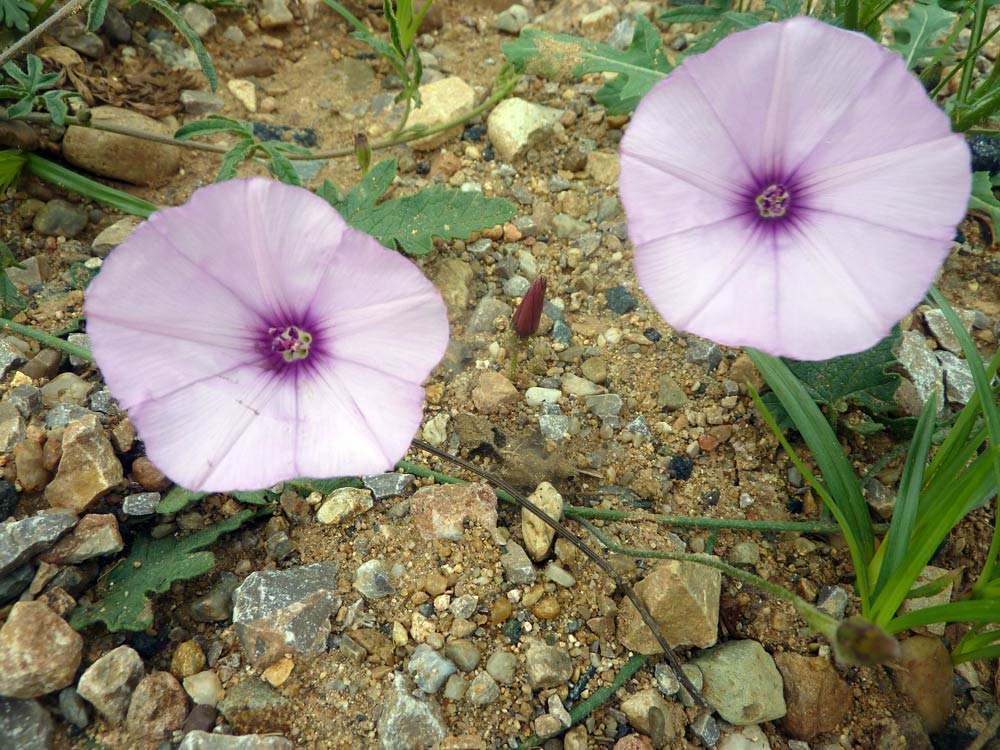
[969,170,1000,236]
[155,486,207,514]
[87,0,109,30]
[761,328,902,432]
[141,0,218,90]
[41,90,69,127]
[888,0,956,69]
[0,243,25,317]
[259,142,301,186]
[174,115,253,140]
[0,0,34,30]
[216,139,256,182]
[682,11,765,55]
[70,510,253,632]
[503,15,671,115]
[0,149,26,193]
[764,0,805,18]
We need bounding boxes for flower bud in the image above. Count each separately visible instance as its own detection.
[835,617,901,665]
[511,275,546,339]
[354,133,371,175]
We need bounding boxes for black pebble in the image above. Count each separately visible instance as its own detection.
[701,489,720,506]
[786,498,804,514]
[0,480,18,522]
[482,144,495,161]
[969,135,1000,174]
[605,285,639,315]
[462,124,487,141]
[643,327,661,342]
[416,162,430,175]
[252,122,319,149]
[668,455,694,480]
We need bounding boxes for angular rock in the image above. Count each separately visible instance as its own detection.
[77,645,145,722]
[0,511,77,577]
[936,351,975,406]
[522,481,563,561]
[316,487,374,524]
[180,2,217,36]
[692,640,786,725]
[466,672,499,705]
[259,0,294,29]
[40,372,95,407]
[45,415,123,512]
[890,635,953,734]
[0,697,54,750]
[409,77,476,150]
[91,215,143,257]
[125,670,188,739]
[617,558,721,653]
[468,296,512,333]
[472,371,518,414]
[121,492,161,517]
[38,513,123,564]
[433,257,475,318]
[33,200,88,238]
[353,559,395,599]
[621,688,683,739]
[487,97,562,162]
[410,483,498,541]
[180,731,294,750]
[525,641,572,690]
[62,106,182,186]
[182,670,224,707]
[0,344,27,382]
[0,403,25,455]
[180,90,225,115]
[500,540,536,584]
[407,644,457,694]
[362,472,414,500]
[494,4,531,33]
[232,562,341,668]
[774,653,852,740]
[377,673,446,750]
[923,308,976,355]
[0,601,83,698]
[895,331,944,414]
[191,573,240,622]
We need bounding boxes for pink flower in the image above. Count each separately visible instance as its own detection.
[84,178,449,492]
[511,275,546,338]
[619,17,970,360]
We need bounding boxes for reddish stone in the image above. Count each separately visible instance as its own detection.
[410,483,498,542]
[775,652,853,740]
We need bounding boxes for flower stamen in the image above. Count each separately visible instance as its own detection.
[269,325,313,362]
[755,184,790,219]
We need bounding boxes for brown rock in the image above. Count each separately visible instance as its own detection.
[775,652,853,740]
[14,438,49,491]
[891,635,954,733]
[433,257,475,319]
[62,106,182,186]
[170,640,207,679]
[617,558,721,653]
[472,371,518,414]
[410,483,498,542]
[0,601,83,698]
[521,481,563,561]
[38,512,123,564]
[126,671,189,738]
[620,688,683,740]
[20,349,60,380]
[132,456,171,491]
[77,645,145,722]
[45,415,123,512]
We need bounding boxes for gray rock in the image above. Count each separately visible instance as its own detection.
[487,97,562,162]
[40,372,94,407]
[232,562,341,668]
[260,0,294,29]
[122,492,161,517]
[924,308,976,355]
[150,38,200,70]
[685,336,723,371]
[504,275,531,298]
[0,343,27,381]
[362,472,414,500]
[500,540,537,584]
[585,393,623,419]
[525,641,573,690]
[0,403,24,455]
[101,6,131,43]
[692,640,786,725]
[0,600,83,698]
[816,585,849,619]
[443,640,481,672]
[468,297,513,333]
[0,697,54,750]
[222,25,246,44]
[33,200,88,238]
[5,385,40,418]
[91,215,142,257]
[0,563,34,604]
[43,404,93,430]
[937,350,975,406]
[70,335,93,369]
[466,672,499,705]
[449,594,478,620]
[0,481,16,523]
[180,90,225,115]
[353,559,395,599]
[125,670,188,739]
[895,330,944,413]
[607,17,635,49]
[0,512,77,577]
[37,513,123,564]
[552,213,589,239]
[179,730,294,750]
[217,679,290,721]
[407,644,458,694]
[539,414,570,441]
[179,2,216,37]
[551,320,572,345]
[543,562,576,588]
[77,645,144,722]
[57,687,89,729]
[485,651,517,685]
[494,4,531,33]
[377,673,446,750]
[190,574,239,624]
[605,285,638,314]
[690,711,721,746]
[863,478,895,520]
[54,18,104,57]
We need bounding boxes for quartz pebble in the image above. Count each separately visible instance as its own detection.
[77,645,144,721]
[0,600,83,698]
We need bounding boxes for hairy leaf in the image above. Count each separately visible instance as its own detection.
[174,115,253,140]
[0,0,34,30]
[70,511,253,632]
[215,139,256,182]
[259,142,300,186]
[888,0,956,69]
[503,15,670,114]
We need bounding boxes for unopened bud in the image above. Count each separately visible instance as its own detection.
[835,617,901,665]
[511,275,546,339]
[354,133,371,175]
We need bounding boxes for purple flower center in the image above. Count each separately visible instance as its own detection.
[269,325,313,362]
[755,184,790,219]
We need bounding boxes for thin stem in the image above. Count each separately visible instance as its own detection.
[0,0,88,68]
[0,317,92,360]
[958,0,988,103]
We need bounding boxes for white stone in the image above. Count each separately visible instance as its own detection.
[227,79,257,112]
[522,482,563,562]
[486,97,563,162]
[525,387,561,407]
[182,671,224,707]
[408,77,476,151]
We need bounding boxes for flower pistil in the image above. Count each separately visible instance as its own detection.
[269,325,313,362]
[755,183,790,219]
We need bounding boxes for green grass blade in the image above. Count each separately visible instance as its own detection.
[24,154,157,216]
[871,390,938,598]
[887,598,1000,633]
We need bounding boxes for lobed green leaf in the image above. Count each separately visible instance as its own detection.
[888,0,957,69]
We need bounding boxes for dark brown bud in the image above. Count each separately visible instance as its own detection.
[511,275,546,339]
[835,617,901,665]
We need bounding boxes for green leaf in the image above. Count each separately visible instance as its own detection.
[41,90,68,127]
[259,142,301,186]
[0,0,34,30]
[969,170,1000,234]
[0,149,26,193]
[70,510,253,632]
[888,0,956,69]
[683,11,765,55]
[215,139,256,182]
[24,154,158,217]
[503,15,671,114]
[87,0,109,31]
[231,489,278,505]
[0,242,25,317]
[141,0,219,91]
[287,476,364,494]
[323,157,397,218]
[3,97,32,120]
[174,115,252,140]
[155,486,207,514]
[764,0,805,18]
[658,0,731,23]
[342,185,516,255]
